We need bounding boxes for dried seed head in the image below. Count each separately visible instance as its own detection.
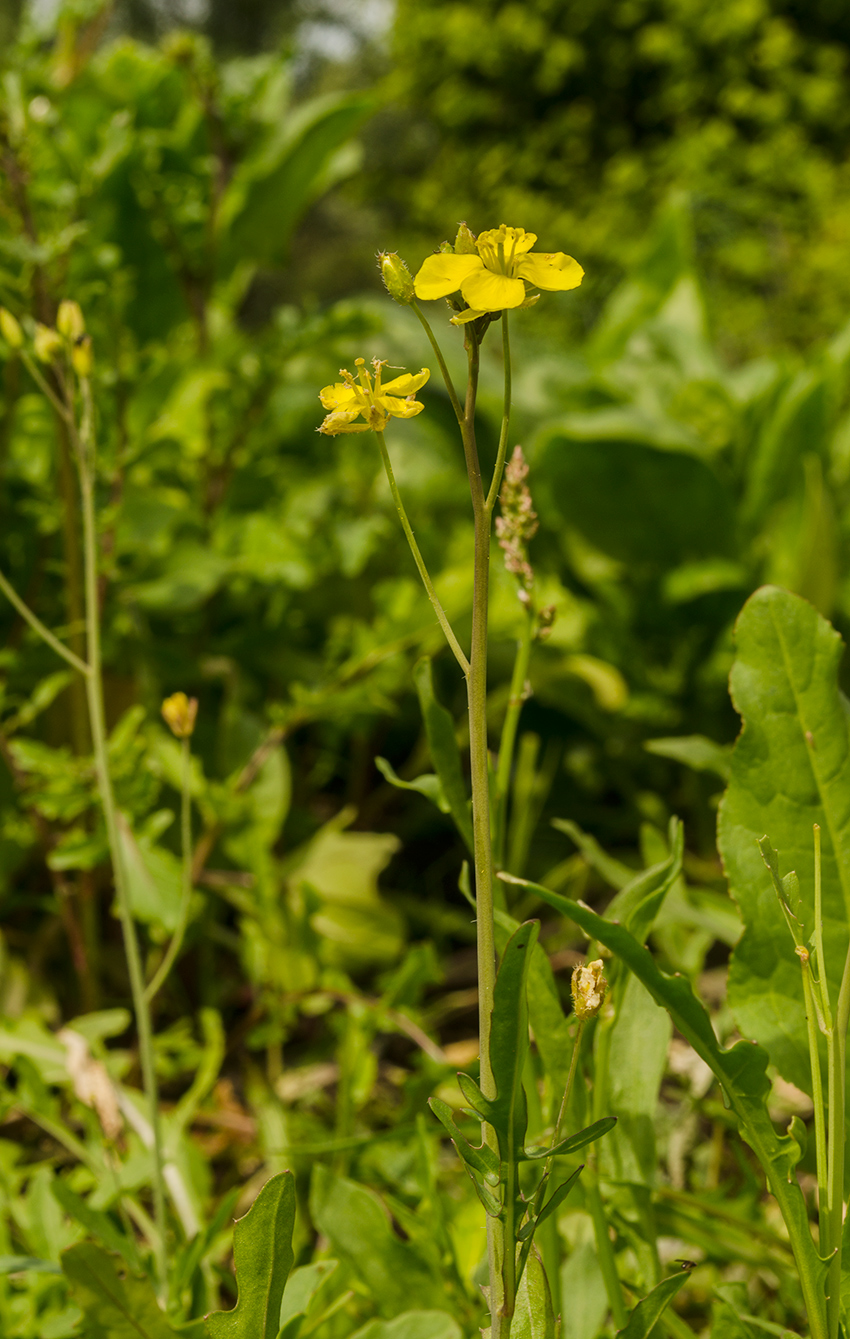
[571,959,607,1021]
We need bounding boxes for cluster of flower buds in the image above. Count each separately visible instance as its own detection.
[496,445,539,602]
[571,958,608,1021]
[0,300,93,376]
[161,692,198,739]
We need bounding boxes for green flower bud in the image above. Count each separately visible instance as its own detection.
[57,299,85,342]
[0,308,24,349]
[453,222,477,254]
[571,959,607,1021]
[378,251,415,305]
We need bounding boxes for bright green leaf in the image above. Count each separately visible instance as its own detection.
[206,1171,296,1339]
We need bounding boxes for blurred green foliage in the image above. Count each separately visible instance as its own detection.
[0,2,848,1337]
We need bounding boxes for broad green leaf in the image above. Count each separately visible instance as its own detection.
[599,974,671,1186]
[718,585,850,1093]
[206,1171,296,1339]
[616,1270,690,1337]
[499,872,830,1326]
[61,1243,183,1338]
[351,1313,462,1339]
[374,756,449,813]
[560,1240,608,1339]
[512,1250,556,1339]
[117,813,183,933]
[488,921,539,1159]
[52,1181,143,1273]
[644,735,732,780]
[413,658,473,851]
[309,1166,438,1317]
[278,1260,337,1338]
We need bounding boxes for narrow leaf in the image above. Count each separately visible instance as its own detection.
[205,1171,296,1339]
[428,1097,500,1179]
[616,1270,690,1338]
[413,658,473,851]
[488,921,539,1158]
[374,757,449,813]
[62,1243,182,1338]
[522,1116,617,1161]
[52,1180,143,1273]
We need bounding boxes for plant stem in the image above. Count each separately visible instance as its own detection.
[145,734,193,1002]
[826,938,850,1339]
[412,301,464,425]
[494,603,534,868]
[554,1020,585,1146]
[800,958,828,1247]
[586,1169,628,1330]
[485,313,512,512]
[372,430,469,676]
[74,383,169,1297]
[0,567,90,674]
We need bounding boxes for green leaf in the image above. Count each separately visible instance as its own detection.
[374,756,449,813]
[599,974,671,1185]
[309,1166,438,1317]
[551,818,634,889]
[61,1243,183,1338]
[350,1313,462,1339]
[532,1165,583,1228]
[498,872,830,1326]
[644,735,732,780]
[718,585,850,1093]
[428,1096,501,1180]
[413,658,473,852]
[559,1241,608,1339]
[0,1255,62,1275]
[604,818,683,945]
[523,1117,617,1161]
[52,1181,143,1274]
[488,921,539,1160]
[278,1260,338,1338]
[616,1270,690,1338]
[205,1171,296,1339]
[512,1250,556,1339]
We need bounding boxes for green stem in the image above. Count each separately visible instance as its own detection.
[813,824,832,1026]
[485,313,512,513]
[800,958,828,1248]
[144,734,193,1002]
[494,603,534,868]
[826,940,850,1339]
[75,390,169,1298]
[554,1019,585,1146]
[0,565,90,675]
[373,430,469,676]
[412,301,464,425]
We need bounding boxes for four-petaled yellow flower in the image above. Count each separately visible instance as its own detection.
[318,358,430,435]
[414,225,583,322]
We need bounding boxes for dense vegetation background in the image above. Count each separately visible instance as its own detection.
[0,0,849,1335]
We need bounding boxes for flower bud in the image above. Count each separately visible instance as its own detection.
[71,334,93,377]
[571,959,607,1021]
[33,323,62,362]
[378,251,415,305]
[57,300,85,341]
[454,222,477,254]
[0,308,24,349]
[161,692,198,738]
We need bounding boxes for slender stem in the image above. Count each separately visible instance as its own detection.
[412,301,464,425]
[144,734,193,1002]
[20,351,73,422]
[0,565,90,675]
[74,405,169,1297]
[800,959,828,1246]
[813,824,832,1025]
[485,312,512,514]
[373,430,470,677]
[494,604,534,868]
[554,1019,585,1146]
[826,939,850,1339]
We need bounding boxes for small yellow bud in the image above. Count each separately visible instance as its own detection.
[57,300,85,342]
[571,959,607,1021]
[454,222,477,254]
[71,334,93,377]
[33,323,63,362]
[378,251,415,305]
[161,692,198,739]
[0,308,24,349]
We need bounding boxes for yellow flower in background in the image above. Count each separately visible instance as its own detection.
[414,224,583,322]
[318,358,430,435]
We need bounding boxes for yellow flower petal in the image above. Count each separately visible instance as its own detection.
[449,307,488,325]
[382,368,430,396]
[383,396,425,419]
[414,253,483,300]
[516,252,584,292]
[318,408,364,435]
[477,225,537,256]
[460,269,526,312]
[319,383,361,410]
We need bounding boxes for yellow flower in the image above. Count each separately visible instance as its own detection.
[318,358,430,435]
[161,692,198,738]
[414,224,583,322]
